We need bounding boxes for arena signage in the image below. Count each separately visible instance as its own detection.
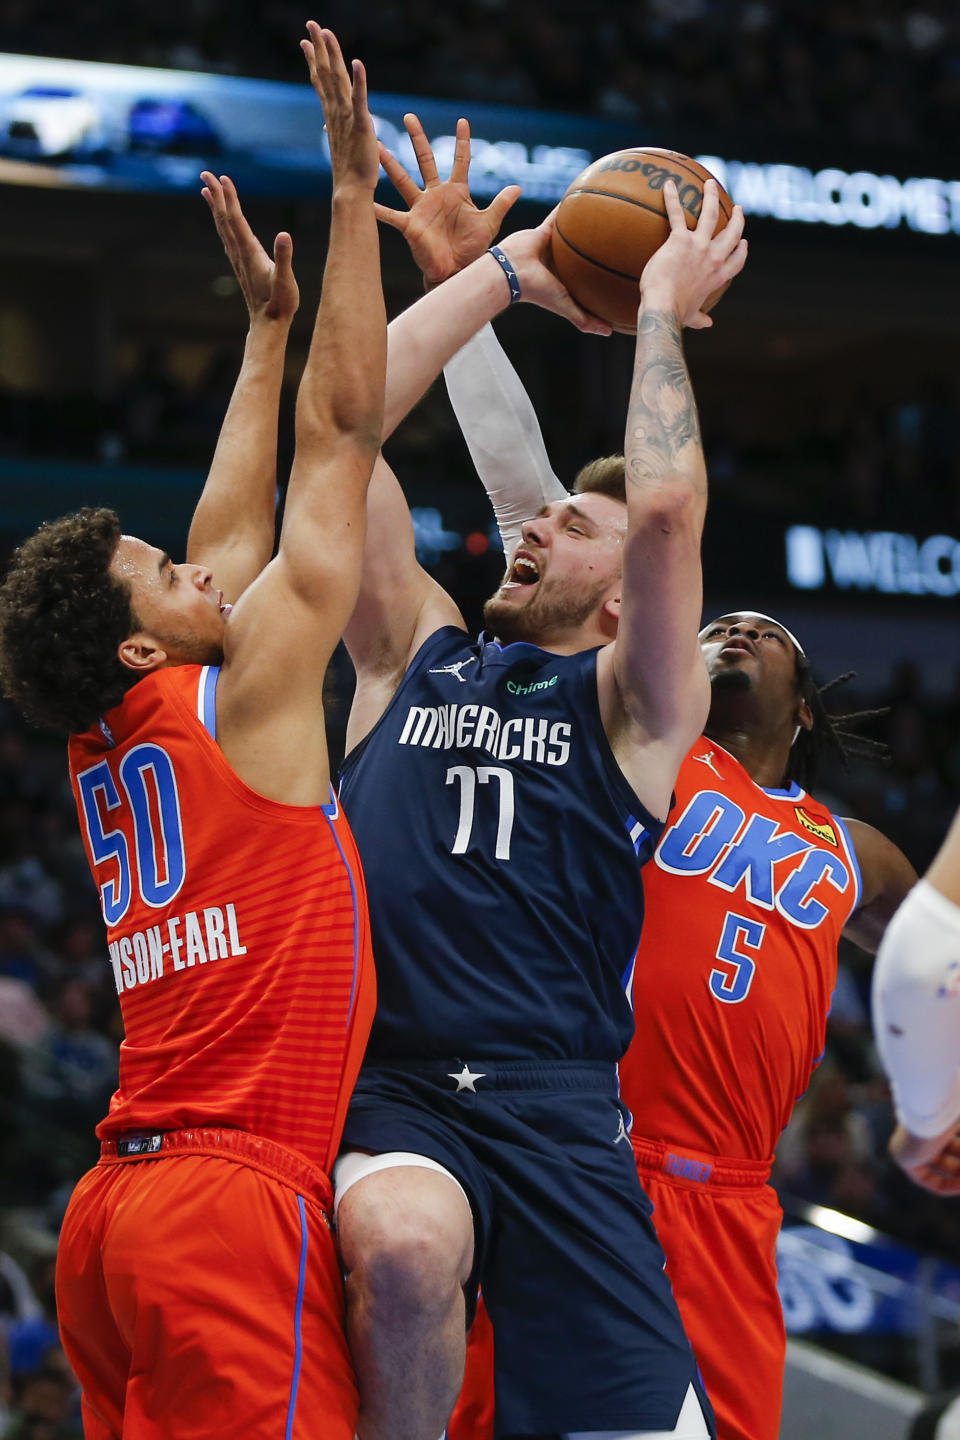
[0,51,956,234]
[777,1221,960,1336]
[786,524,960,596]
[697,156,960,236]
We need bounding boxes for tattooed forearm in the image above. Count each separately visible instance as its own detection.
[624,308,704,491]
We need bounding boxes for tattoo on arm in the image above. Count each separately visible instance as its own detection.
[624,309,703,491]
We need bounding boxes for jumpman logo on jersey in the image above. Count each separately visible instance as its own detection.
[428,657,478,683]
[614,1110,628,1144]
[693,750,723,779]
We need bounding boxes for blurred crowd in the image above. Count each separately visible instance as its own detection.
[2,0,958,155]
[1,339,958,536]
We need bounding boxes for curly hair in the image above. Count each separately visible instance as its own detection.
[0,507,139,734]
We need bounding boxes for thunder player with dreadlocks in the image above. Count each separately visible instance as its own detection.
[372,122,918,1440]
[617,603,915,1440]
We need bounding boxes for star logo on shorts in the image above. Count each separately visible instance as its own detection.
[448,1063,486,1092]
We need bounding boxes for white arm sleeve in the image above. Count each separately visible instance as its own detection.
[872,879,960,1137]
[443,323,568,561]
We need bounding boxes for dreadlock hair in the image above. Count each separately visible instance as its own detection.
[573,454,626,503]
[0,507,139,735]
[786,655,890,791]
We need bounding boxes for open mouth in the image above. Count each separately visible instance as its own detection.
[720,640,754,657]
[503,552,541,590]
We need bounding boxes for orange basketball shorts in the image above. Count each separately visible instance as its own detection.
[448,1295,495,1440]
[634,1137,786,1440]
[56,1130,357,1440]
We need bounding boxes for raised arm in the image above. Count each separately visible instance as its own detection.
[344,118,608,746]
[379,113,609,441]
[444,326,568,563]
[186,174,299,601]
[873,808,960,1193]
[216,25,384,805]
[382,115,569,557]
[345,208,608,732]
[597,180,747,819]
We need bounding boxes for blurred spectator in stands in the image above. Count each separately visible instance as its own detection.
[4,1367,80,1440]
[117,345,183,460]
[0,906,54,995]
[775,1060,876,1203]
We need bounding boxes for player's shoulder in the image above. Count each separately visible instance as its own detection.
[75,665,209,755]
[677,741,849,832]
[840,816,914,878]
[409,625,479,674]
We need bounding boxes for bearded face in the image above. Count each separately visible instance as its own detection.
[482,570,610,646]
[483,494,626,648]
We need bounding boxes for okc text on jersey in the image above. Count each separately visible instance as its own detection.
[657,788,853,930]
[398,702,572,766]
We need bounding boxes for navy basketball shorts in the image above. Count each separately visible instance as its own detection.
[341,1059,714,1438]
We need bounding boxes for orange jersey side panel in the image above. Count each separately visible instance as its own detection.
[621,740,860,1161]
[68,665,375,1176]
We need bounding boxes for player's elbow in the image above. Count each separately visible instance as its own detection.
[630,476,704,536]
[660,662,711,746]
[295,384,384,456]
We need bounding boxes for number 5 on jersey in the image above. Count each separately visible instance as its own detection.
[710,911,766,1004]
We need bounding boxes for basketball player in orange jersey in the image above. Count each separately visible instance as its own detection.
[369,119,917,1440]
[0,27,383,1440]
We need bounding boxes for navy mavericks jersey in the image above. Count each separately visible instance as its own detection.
[338,628,664,1063]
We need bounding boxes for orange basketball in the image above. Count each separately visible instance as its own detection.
[551,148,734,333]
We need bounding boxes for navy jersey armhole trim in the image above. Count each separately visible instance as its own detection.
[339,625,469,782]
[577,648,665,842]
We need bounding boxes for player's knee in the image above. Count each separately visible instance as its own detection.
[352,1223,465,1321]
[338,1169,474,1313]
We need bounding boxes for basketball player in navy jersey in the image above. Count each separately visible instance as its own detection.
[189,133,744,1439]
[329,167,745,1439]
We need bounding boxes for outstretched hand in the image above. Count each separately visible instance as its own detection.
[639,180,747,329]
[376,113,521,286]
[200,171,299,324]
[889,1122,960,1195]
[301,22,378,191]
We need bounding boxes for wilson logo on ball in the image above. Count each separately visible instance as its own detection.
[551,146,735,333]
[596,157,703,216]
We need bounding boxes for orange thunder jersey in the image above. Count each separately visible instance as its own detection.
[621,740,861,1161]
[68,664,375,1177]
